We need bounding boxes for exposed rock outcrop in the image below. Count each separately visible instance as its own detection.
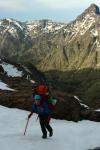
[0,75,100,122]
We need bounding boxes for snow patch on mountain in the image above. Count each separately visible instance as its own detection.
[0,81,15,91]
[43,22,64,33]
[90,29,98,37]
[0,62,23,77]
[95,109,100,112]
[0,18,26,39]
[64,13,96,42]
[8,27,19,38]
[13,21,23,31]
[3,18,24,31]
[26,20,65,34]
[74,96,89,109]
[75,14,95,34]
[26,20,39,31]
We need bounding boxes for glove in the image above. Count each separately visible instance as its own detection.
[28,112,33,119]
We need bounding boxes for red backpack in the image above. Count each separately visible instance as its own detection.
[36,85,49,95]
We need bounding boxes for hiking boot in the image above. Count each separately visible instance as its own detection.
[42,134,47,139]
[49,131,53,137]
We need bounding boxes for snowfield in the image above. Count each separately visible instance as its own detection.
[0,106,100,150]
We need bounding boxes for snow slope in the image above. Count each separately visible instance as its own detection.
[0,106,100,150]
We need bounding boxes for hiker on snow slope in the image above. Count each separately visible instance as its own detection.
[28,84,57,139]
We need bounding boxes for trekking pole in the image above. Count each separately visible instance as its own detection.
[36,115,39,122]
[24,118,29,136]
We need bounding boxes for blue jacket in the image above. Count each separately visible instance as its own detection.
[32,103,51,115]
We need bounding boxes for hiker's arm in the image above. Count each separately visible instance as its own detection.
[28,103,37,119]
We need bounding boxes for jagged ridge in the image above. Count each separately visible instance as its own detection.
[0,4,100,72]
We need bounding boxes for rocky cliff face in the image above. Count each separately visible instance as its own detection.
[37,4,100,71]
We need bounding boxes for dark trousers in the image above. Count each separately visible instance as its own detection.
[39,115,53,136]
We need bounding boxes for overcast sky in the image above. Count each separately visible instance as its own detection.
[0,0,100,23]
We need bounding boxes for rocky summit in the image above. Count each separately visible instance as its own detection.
[0,4,100,120]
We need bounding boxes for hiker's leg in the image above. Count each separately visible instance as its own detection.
[44,117,53,136]
[39,116,47,138]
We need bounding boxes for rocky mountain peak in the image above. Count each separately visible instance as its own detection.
[76,4,100,22]
[85,3,100,15]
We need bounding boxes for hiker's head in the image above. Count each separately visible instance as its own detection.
[34,95,41,105]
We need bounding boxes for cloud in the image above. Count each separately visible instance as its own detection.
[0,0,28,11]
[0,0,100,12]
[38,0,80,9]
[38,0,100,9]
